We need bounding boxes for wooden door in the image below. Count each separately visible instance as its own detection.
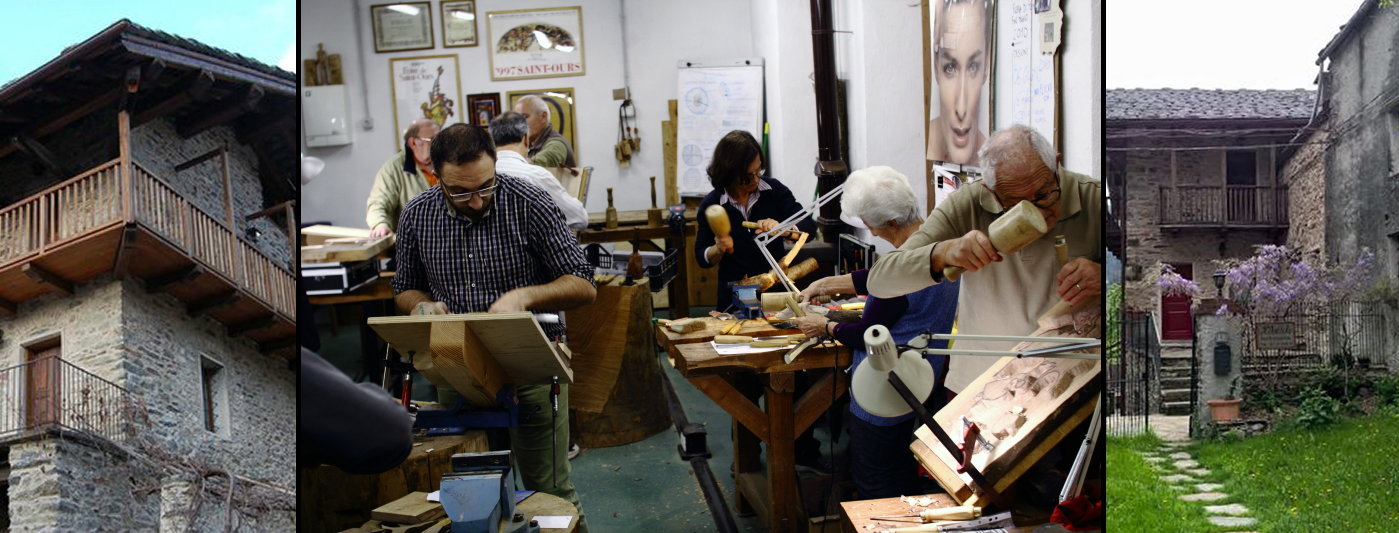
[1161,263,1194,341]
[26,345,61,429]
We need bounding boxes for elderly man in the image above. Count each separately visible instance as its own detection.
[367,118,441,238]
[867,124,1101,394]
[392,123,595,532]
[490,111,588,231]
[514,95,577,168]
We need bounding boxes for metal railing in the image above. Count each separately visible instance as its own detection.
[1243,301,1390,372]
[0,357,146,446]
[1158,185,1288,227]
[0,160,295,319]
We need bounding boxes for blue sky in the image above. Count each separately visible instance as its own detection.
[0,0,295,85]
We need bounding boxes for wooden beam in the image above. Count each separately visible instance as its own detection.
[119,65,142,112]
[177,85,264,139]
[145,265,205,293]
[140,59,167,88]
[228,316,277,336]
[686,375,770,443]
[245,200,296,222]
[0,298,15,317]
[10,134,67,175]
[0,88,121,160]
[173,147,224,172]
[188,291,241,317]
[113,224,139,279]
[133,69,215,125]
[22,263,74,297]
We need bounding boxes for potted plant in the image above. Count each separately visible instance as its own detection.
[1206,376,1242,422]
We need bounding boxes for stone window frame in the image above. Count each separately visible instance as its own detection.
[1388,101,1399,178]
[199,355,230,437]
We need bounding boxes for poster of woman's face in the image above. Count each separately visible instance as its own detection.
[926,0,995,167]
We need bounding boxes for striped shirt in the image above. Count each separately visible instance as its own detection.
[391,175,593,341]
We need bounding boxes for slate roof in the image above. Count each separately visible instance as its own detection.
[1107,89,1316,121]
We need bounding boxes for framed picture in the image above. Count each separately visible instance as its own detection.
[389,55,461,149]
[505,88,577,156]
[487,7,586,81]
[467,93,501,128]
[922,0,996,167]
[442,1,478,48]
[370,3,434,53]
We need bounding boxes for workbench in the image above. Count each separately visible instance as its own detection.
[839,493,1053,533]
[576,214,697,318]
[658,317,853,533]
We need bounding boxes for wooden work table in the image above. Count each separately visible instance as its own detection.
[658,317,852,533]
[576,218,697,318]
[839,494,1052,533]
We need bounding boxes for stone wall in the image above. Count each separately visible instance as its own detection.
[119,276,296,526]
[130,119,291,269]
[1281,128,1328,264]
[0,275,294,530]
[1120,142,1282,313]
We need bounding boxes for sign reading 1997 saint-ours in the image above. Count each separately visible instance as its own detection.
[486,7,585,81]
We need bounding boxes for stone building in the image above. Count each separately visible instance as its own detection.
[1280,0,1399,282]
[0,21,297,531]
[1107,88,1315,337]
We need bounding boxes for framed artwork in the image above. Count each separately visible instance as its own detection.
[442,1,478,48]
[370,3,434,53]
[506,88,577,156]
[389,55,461,149]
[922,0,996,167]
[467,93,501,128]
[486,7,586,81]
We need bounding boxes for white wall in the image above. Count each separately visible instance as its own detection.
[300,0,1100,236]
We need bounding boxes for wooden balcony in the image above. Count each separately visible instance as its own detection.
[0,159,295,353]
[1158,185,1288,230]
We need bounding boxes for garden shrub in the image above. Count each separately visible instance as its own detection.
[1290,386,1343,429]
[1376,373,1399,406]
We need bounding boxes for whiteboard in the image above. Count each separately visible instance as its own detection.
[1008,0,1056,145]
[676,60,765,197]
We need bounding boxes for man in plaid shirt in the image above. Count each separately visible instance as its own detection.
[392,123,595,532]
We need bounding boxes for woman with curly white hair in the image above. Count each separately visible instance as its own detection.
[794,166,960,498]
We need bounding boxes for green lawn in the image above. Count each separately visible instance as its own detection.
[1195,414,1399,533]
[1106,433,1221,533]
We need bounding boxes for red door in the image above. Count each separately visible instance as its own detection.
[1161,263,1194,340]
[26,346,61,429]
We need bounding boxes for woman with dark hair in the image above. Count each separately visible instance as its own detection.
[694,130,817,312]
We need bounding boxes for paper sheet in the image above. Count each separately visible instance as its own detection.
[534,516,573,529]
[710,337,796,355]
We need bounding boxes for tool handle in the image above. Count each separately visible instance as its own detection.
[944,265,965,282]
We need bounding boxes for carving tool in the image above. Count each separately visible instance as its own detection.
[551,375,560,488]
[605,188,619,229]
[876,511,1014,532]
[945,200,1048,281]
[740,221,800,239]
[1054,235,1069,266]
[647,177,665,226]
[870,505,981,522]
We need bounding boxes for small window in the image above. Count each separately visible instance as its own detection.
[1388,106,1399,177]
[201,356,226,434]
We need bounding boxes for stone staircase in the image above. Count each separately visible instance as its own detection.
[1159,342,1194,415]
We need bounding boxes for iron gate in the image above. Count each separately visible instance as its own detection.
[1108,311,1155,436]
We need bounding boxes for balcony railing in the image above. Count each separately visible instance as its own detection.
[0,159,294,321]
[0,357,148,446]
[1158,185,1288,228]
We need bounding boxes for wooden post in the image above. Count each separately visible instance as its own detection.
[284,203,296,266]
[119,110,131,223]
[663,100,679,207]
[221,147,233,228]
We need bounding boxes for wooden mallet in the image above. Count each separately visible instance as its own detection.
[944,200,1048,281]
[705,205,730,250]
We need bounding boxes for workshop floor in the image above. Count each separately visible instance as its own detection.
[309,305,860,533]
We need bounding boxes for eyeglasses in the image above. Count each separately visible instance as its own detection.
[992,172,1061,210]
[740,170,763,183]
[445,180,498,201]
[416,137,433,146]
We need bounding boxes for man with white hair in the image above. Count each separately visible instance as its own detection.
[490,111,588,230]
[513,95,577,168]
[866,124,1102,394]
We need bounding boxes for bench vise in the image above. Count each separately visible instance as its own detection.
[414,385,528,436]
[439,451,540,533]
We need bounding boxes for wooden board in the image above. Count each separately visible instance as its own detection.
[657,316,800,346]
[298,432,488,533]
[672,340,851,377]
[839,493,960,533]
[914,302,1101,504]
[300,234,394,263]
[368,313,573,405]
[585,207,698,228]
[371,491,443,524]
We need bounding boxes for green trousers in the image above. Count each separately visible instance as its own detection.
[510,383,589,533]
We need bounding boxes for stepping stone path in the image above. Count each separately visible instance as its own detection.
[1145,440,1260,531]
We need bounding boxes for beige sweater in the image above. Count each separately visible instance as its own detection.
[867,169,1102,392]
